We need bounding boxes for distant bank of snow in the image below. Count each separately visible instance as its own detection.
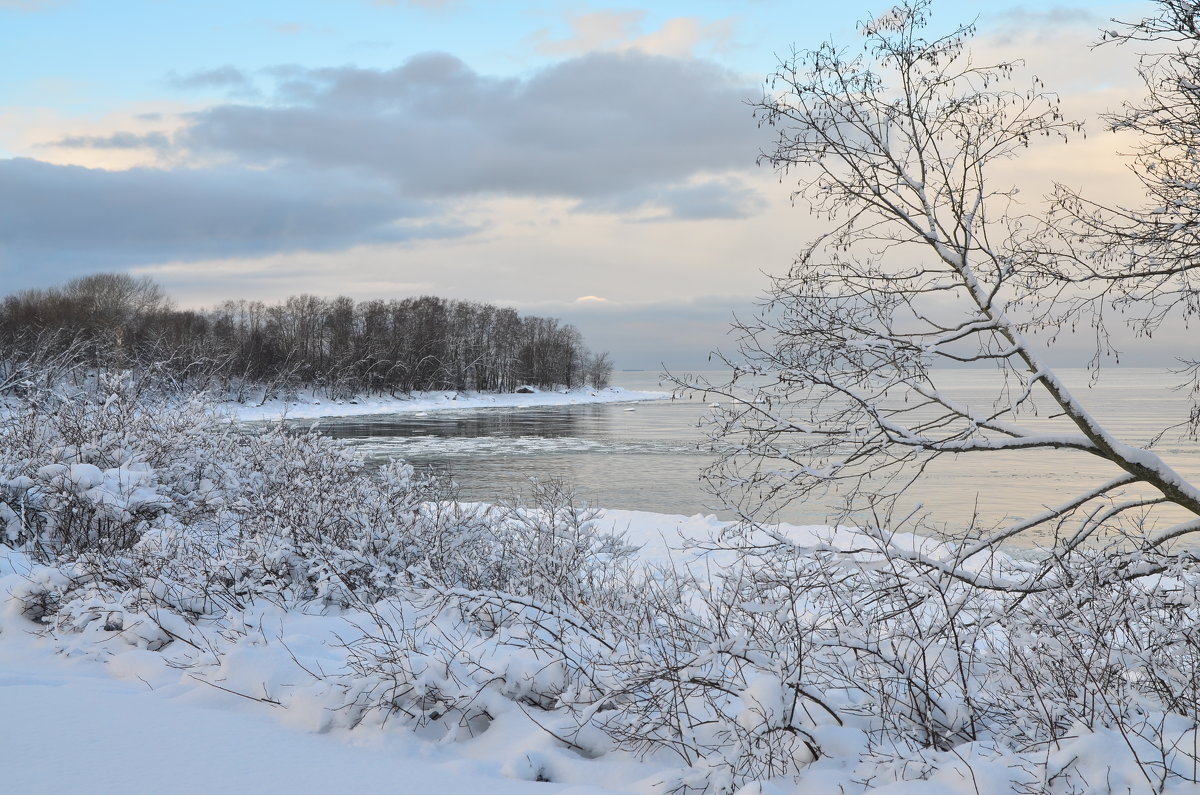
[224,385,671,422]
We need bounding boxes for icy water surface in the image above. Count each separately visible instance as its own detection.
[301,369,1200,541]
[306,372,709,517]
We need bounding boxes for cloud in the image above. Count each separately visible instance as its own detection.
[12,49,765,293]
[577,176,768,221]
[529,11,735,58]
[546,294,756,370]
[0,157,467,287]
[529,11,645,55]
[626,17,736,58]
[46,131,173,151]
[660,179,766,220]
[987,5,1102,36]
[169,51,757,201]
[549,287,1200,371]
[168,66,258,96]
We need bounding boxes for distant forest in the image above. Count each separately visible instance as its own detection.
[0,274,612,399]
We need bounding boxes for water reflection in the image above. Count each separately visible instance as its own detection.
[289,393,715,514]
[277,370,1200,544]
[308,404,610,443]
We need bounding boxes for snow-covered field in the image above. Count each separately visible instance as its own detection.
[0,608,578,795]
[225,385,670,422]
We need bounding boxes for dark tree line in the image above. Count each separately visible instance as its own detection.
[0,274,613,399]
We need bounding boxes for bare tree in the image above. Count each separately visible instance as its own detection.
[680,0,1200,580]
[1046,1,1200,401]
[0,275,611,399]
[586,351,614,389]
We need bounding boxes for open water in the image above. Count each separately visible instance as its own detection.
[304,368,1200,542]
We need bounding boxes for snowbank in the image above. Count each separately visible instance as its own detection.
[0,512,953,795]
[224,386,671,422]
[0,512,702,795]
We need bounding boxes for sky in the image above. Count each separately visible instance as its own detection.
[0,0,1159,369]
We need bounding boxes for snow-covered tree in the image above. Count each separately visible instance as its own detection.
[1051,0,1200,370]
[684,0,1200,579]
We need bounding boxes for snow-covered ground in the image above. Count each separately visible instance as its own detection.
[0,511,969,795]
[0,511,747,795]
[225,385,670,422]
[5,508,1184,795]
[0,623,594,795]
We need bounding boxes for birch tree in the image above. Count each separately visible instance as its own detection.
[687,0,1200,580]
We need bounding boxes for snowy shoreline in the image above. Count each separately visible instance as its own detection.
[5,385,1199,794]
[222,385,672,422]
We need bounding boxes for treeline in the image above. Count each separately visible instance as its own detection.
[0,274,612,399]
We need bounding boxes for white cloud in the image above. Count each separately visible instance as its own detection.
[529,10,736,58]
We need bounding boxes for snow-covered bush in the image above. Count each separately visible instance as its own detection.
[0,377,213,555]
[607,531,1200,793]
[1,378,478,609]
[330,481,645,738]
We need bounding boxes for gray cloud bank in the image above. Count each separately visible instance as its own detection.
[553,294,1200,373]
[178,51,757,200]
[10,50,761,286]
[0,158,459,285]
